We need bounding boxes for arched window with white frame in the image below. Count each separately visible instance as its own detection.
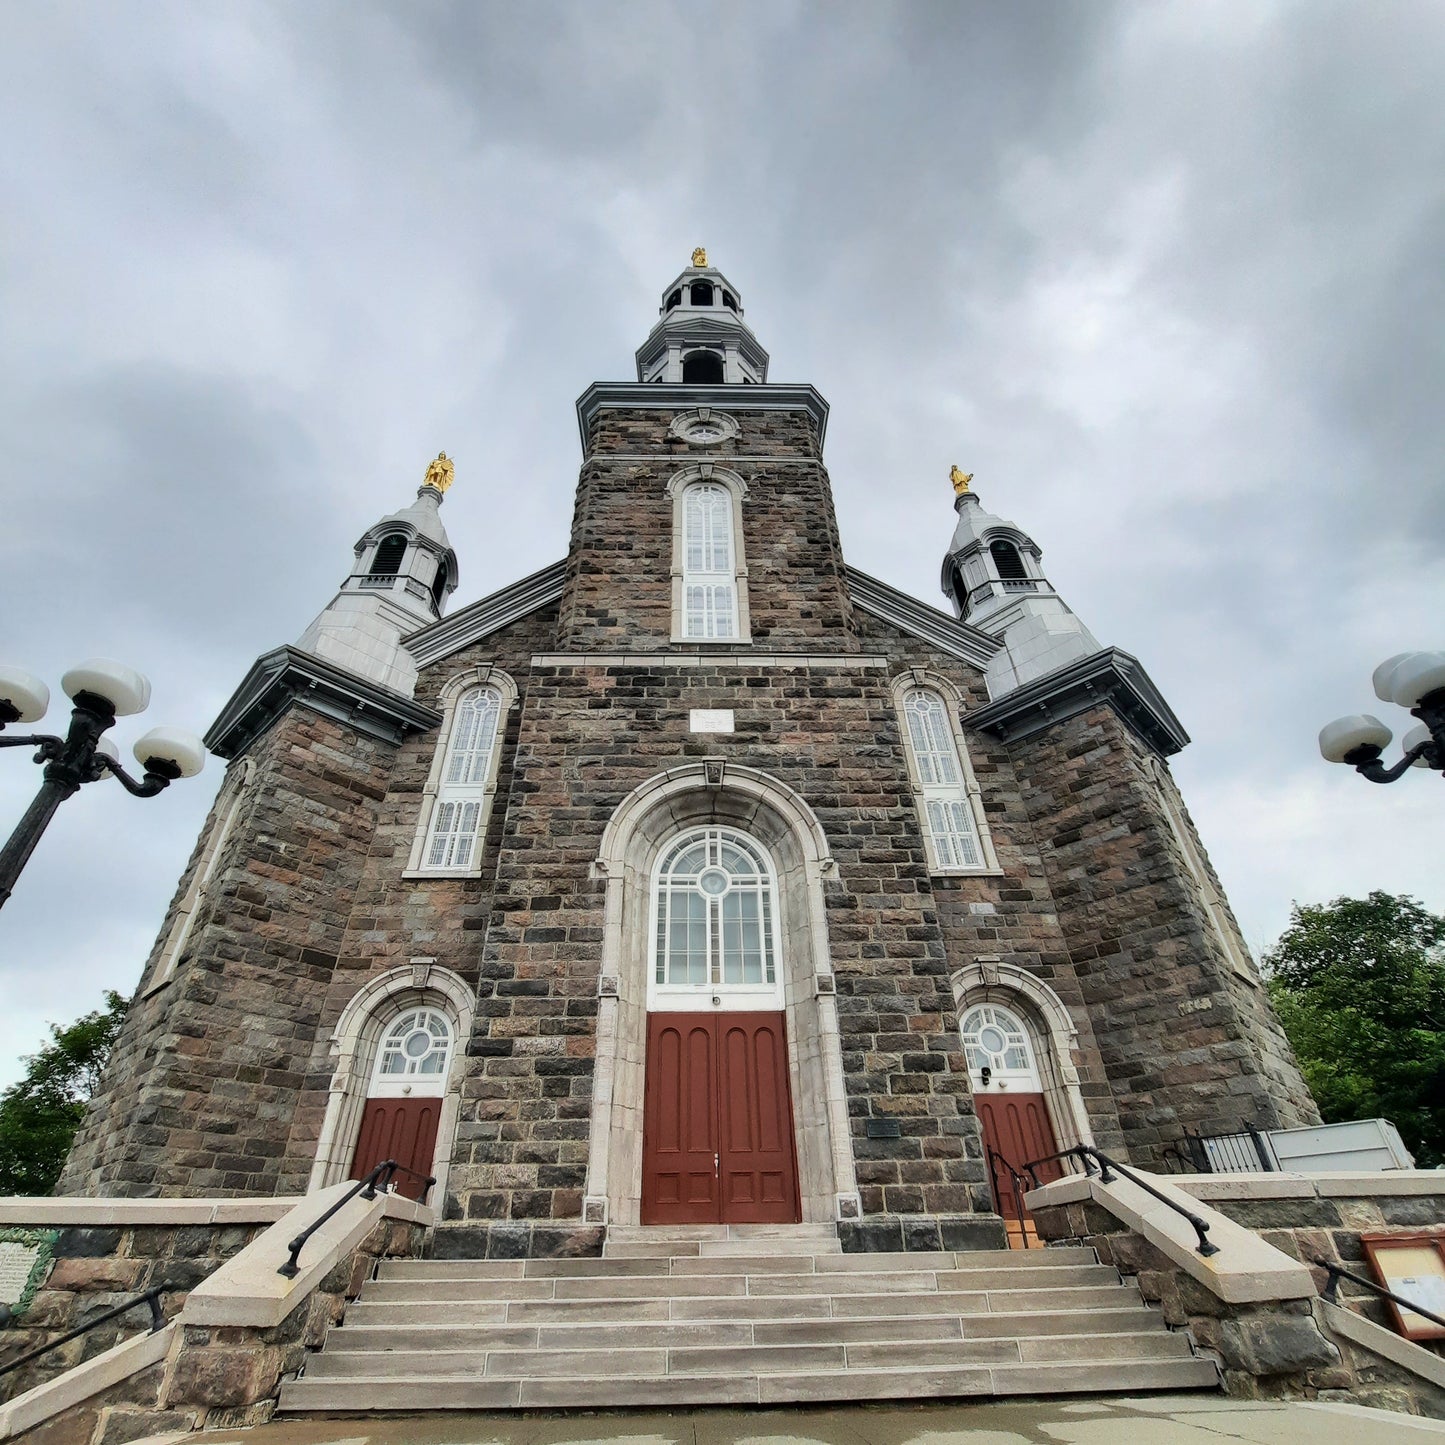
[893,678,998,875]
[649,825,782,1009]
[408,670,516,877]
[682,483,738,639]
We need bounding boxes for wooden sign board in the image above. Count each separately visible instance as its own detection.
[1360,1231,1445,1342]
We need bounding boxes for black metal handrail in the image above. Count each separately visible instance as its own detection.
[0,1285,168,1381]
[986,1147,1029,1226]
[385,1161,437,1205]
[1021,1143,1220,1257]
[1313,1257,1445,1333]
[278,1159,399,1279]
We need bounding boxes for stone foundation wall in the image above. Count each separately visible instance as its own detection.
[1031,1178,1445,1418]
[0,1217,270,1405]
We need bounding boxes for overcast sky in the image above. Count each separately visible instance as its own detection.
[2,1,1442,1088]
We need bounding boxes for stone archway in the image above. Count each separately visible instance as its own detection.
[583,762,860,1227]
[949,959,1095,1155]
[308,962,475,1206]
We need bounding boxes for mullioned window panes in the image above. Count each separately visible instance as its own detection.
[682,483,738,639]
[653,827,777,991]
[424,686,501,869]
[902,688,984,870]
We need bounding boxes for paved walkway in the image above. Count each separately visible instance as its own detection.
[140,1394,1445,1444]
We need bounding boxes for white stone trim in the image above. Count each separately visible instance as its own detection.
[144,758,256,996]
[404,666,518,878]
[668,407,740,447]
[888,670,1001,876]
[531,652,888,669]
[0,1320,179,1441]
[666,465,752,645]
[0,1198,296,1226]
[308,963,476,1207]
[584,762,858,1226]
[949,960,1094,1155]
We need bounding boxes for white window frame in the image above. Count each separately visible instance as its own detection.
[405,666,517,878]
[144,758,255,995]
[1145,755,1258,985]
[667,465,751,644]
[368,1005,454,1097]
[890,671,1000,877]
[647,824,783,1012]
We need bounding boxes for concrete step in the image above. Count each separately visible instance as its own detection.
[304,1327,1195,1381]
[280,1241,1221,1414]
[377,1247,1103,1282]
[279,1355,1219,1412]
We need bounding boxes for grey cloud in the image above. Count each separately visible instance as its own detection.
[1,0,1442,1085]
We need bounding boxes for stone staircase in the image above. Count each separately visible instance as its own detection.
[278,1223,1219,1412]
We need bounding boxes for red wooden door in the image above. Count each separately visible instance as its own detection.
[350,1096,441,1201]
[976,1093,1061,1221]
[717,1013,799,1224]
[642,1011,800,1226]
[641,1016,720,1223]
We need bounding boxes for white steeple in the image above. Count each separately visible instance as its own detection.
[296,454,459,697]
[635,248,769,384]
[940,468,1101,700]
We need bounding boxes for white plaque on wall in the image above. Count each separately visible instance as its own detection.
[0,1241,41,1308]
[689,709,735,734]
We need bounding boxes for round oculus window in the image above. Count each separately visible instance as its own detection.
[403,1029,433,1059]
[698,866,730,897]
[670,410,740,447]
[978,1025,1007,1055]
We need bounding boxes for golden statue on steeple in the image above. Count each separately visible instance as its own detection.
[950,465,974,496]
[422,452,455,494]
[691,246,708,267]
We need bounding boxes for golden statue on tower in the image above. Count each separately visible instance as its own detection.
[950,465,974,496]
[423,452,455,494]
[691,247,708,267]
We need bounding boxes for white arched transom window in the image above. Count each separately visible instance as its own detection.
[960,1003,1040,1091]
[902,688,984,870]
[649,826,781,1008]
[423,685,501,870]
[682,483,738,639]
[370,1007,453,1096]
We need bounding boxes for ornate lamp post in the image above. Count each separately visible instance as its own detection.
[1318,651,1445,784]
[0,660,205,911]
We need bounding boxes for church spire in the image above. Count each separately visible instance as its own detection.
[940,469,1101,700]
[295,455,459,696]
[635,249,770,384]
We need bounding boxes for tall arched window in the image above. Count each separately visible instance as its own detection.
[897,685,995,873]
[989,539,1027,580]
[682,483,738,639]
[370,533,408,577]
[421,685,501,871]
[650,826,781,1007]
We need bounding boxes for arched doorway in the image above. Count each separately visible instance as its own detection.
[641,825,800,1225]
[348,1006,453,1200]
[583,763,860,1228]
[308,964,475,1206]
[963,1001,1061,1246]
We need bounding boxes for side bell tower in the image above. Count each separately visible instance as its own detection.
[940,468,1101,700]
[296,454,460,696]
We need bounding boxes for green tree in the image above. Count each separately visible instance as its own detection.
[0,991,127,1195]
[1264,891,1445,1168]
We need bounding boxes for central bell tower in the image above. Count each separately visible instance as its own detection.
[634,247,770,385]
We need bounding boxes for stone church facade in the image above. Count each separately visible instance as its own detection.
[61,255,1318,1255]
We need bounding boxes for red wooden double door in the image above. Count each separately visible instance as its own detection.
[642,1011,801,1225]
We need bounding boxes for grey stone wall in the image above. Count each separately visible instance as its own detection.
[1004,703,1317,1161]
